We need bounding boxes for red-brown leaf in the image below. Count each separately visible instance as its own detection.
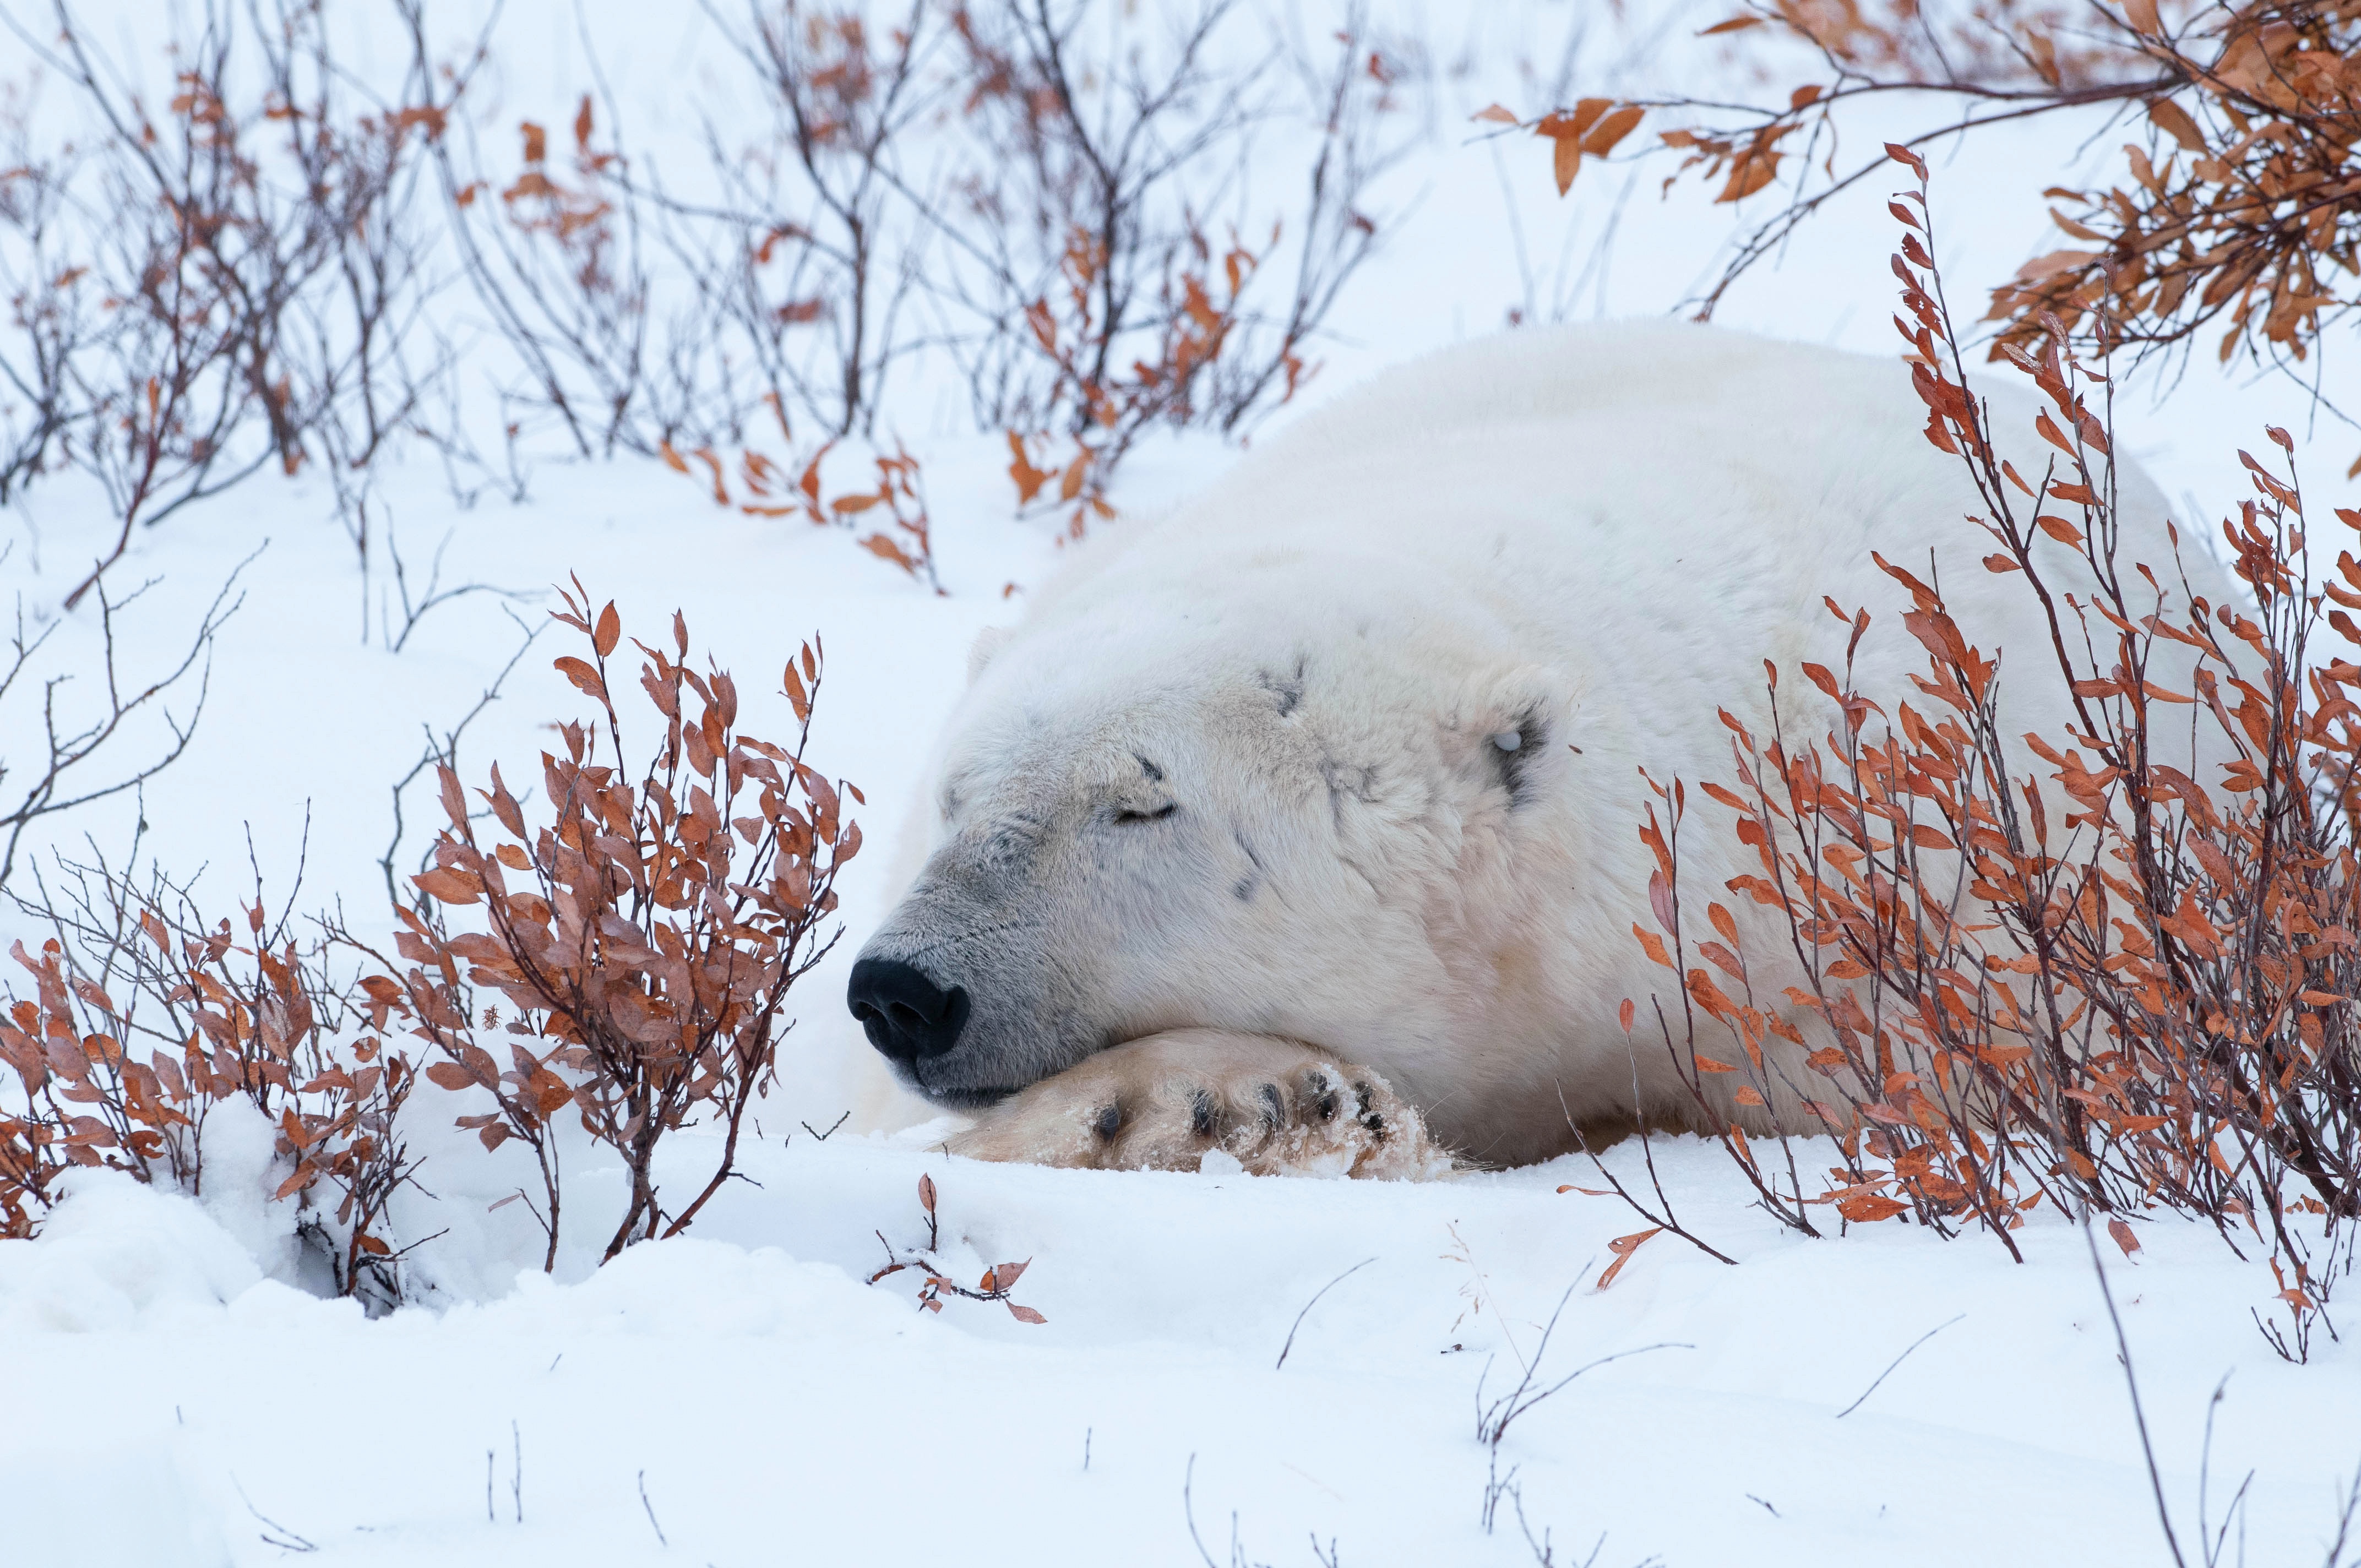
[1597,1227,1663,1288]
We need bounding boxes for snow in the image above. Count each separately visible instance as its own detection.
[7,1138,2360,1565]
[7,1,2361,1562]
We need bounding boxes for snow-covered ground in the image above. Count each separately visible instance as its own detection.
[7,2,2361,1563]
[9,1134,2361,1567]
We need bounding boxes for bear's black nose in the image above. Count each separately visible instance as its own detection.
[848,957,971,1064]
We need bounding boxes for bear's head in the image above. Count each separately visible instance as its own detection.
[847,581,1577,1113]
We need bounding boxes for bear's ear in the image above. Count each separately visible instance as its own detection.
[967,625,1015,684]
[1450,663,1577,808]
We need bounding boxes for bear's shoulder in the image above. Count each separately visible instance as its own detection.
[1254,320,1916,465]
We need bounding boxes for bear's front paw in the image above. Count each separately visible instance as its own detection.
[944,1030,1451,1179]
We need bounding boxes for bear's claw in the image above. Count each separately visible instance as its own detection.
[944,1030,1451,1179]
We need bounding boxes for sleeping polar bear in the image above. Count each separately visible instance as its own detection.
[846,320,2233,1172]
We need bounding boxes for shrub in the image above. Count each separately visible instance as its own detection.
[1619,147,2359,1360]
[1,851,422,1300]
[5,576,862,1286]
[442,0,1405,554]
[4,0,1412,598]
[867,1172,1048,1323]
[1515,1,2361,431]
[357,580,861,1266]
[3,0,459,605]
[947,0,1402,527]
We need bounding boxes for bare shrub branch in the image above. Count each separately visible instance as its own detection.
[0,553,249,886]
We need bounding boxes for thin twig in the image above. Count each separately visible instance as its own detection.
[231,1477,317,1553]
[637,1469,667,1548]
[2083,1208,2188,1567]
[1834,1314,1966,1419]
[1275,1257,1377,1370]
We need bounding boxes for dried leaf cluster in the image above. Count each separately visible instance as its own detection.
[357,580,861,1266]
[1509,1,2361,439]
[998,221,1272,541]
[867,1172,1048,1323]
[1988,3,2361,387]
[1623,148,2359,1360]
[659,421,944,592]
[1,854,421,1299]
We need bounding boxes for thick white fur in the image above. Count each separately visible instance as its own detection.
[848,320,2234,1167]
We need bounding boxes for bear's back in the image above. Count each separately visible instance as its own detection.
[1024,320,2235,855]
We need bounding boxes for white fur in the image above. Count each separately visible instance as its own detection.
[847,320,2234,1166]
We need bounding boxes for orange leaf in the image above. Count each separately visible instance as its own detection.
[553,655,607,703]
[1552,133,1582,194]
[859,533,917,573]
[2148,97,2204,154]
[1836,1192,1908,1223]
[1597,1228,1663,1289]
[412,868,482,907]
[1581,105,1644,159]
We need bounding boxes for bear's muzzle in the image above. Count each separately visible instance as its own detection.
[847,956,971,1066]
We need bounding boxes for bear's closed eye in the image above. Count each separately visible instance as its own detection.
[1113,803,1177,824]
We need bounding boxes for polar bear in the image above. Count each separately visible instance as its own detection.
[845,320,2232,1172]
